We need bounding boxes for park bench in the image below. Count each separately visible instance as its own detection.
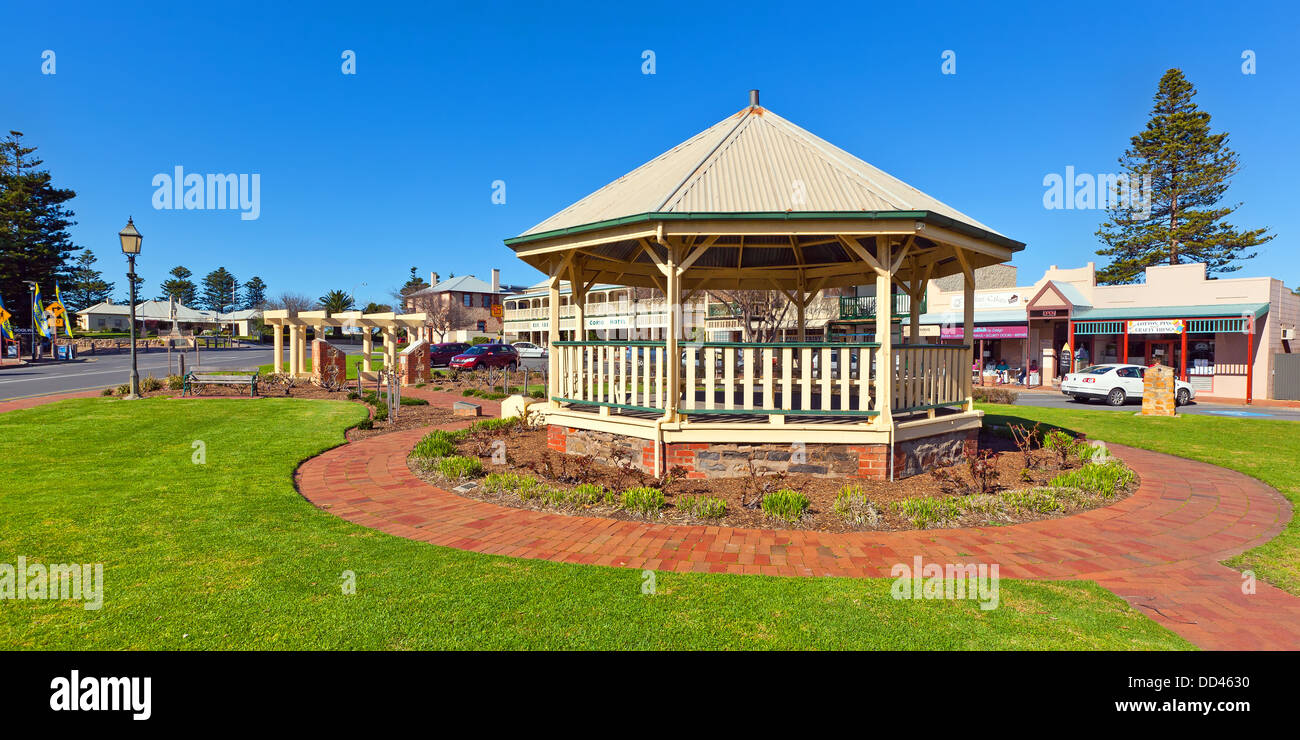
[182,369,259,397]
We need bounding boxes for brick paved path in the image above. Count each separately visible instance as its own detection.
[297,424,1300,650]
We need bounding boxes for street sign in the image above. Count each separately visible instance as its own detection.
[490,304,503,318]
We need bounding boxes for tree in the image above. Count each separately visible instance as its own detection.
[1095,69,1273,284]
[0,131,81,327]
[401,267,429,294]
[408,293,466,342]
[316,289,356,337]
[270,292,316,314]
[158,265,197,305]
[705,289,793,343]
[122,273,145,305]
[242,276,267,308]
[200,267,239,312]
[361,301,391,313]
[62,250,114,310]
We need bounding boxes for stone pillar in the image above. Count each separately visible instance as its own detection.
[287,324,300,375]
[272,323,284,373]
[398,340,430,385]
[1141,363,1176,416]
[361,329,373,372]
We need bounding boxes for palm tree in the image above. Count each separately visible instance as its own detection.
[318,289,356,337]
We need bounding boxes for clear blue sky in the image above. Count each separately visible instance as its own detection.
[5,0,1297,306]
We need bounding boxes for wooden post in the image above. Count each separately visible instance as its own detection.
[547,262,562,407]
[908,286,921,345]
[663,242,680,422]
[873,237,893,426]
[955,246,975,411]
[1180,323,1188,381]
[796,272,807,343]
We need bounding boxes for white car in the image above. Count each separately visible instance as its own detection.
[1061,363,1196,407]
[511,341,548,359]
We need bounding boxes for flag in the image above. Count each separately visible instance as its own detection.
[0,294,13,340]
[53,282,74,338]
[32,283,51,338]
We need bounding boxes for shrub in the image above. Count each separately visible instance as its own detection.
[469,417,521,434]
[399,397,428,406]
[971,386,1018,404]
[100,387,114,396]
[1048,461,1135,499]
[140,375,163,392]
[470,336,492,345]
[569,483,607,506]
[435,455,483,480]
[891,497,963,528]
[621,486,665,516]
[540,486,570,506]
[1043,429,1095,465]
[115,383,131,395]
[529,389,545,399]
[462,389,477,396]
[762,489,810,523]
[347,391,360,400]
[1000,488,1063,515]
[677,494,726,519]
[483,472,539,497]
[165,374,184,390]
[832,485,880,526]
[410,429,463,460]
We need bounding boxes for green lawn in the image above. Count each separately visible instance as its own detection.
[0,398,1188,650]
[258,353,385,379]
[979,402,1300,597]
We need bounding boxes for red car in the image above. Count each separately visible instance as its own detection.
[430,342,470,367]
[448,343,520,371]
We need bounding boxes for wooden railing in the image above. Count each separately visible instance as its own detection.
[681,342,880,418]
[552,340,971,422]
[892,345,969,413]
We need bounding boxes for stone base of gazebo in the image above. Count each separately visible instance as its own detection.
[545,414,980,480]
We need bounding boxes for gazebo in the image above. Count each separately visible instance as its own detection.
[504,91,1024,480]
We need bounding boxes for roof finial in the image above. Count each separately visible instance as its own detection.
[749,89,760,107]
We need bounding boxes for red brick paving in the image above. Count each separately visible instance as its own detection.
[0,389,103,413]
[297,423,1300,650]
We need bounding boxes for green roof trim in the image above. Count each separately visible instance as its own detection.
[1072,303,1269,321]
[504,211,1025,251]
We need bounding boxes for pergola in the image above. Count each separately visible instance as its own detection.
[262,309,430,377]
[504,93,1024,477]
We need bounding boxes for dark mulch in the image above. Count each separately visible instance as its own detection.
[406,425,1137,533]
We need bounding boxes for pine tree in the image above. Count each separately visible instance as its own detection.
[1096,69,1273,284]
[63,249,115,310]
[158,265,198,305]
[242,276,267,308]
[0,131,81,325]
[200,267,239,312]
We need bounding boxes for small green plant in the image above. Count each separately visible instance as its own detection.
[762,488,810,523]
[410,429,465,460]
[469,417,521,434]
[435,455,483,480]
[165,374,184,390]
[621,486,665,516]
[140,375,164,392]
[100,387,114,396]
[540,486,570,506]
[399,397,428,406]
[115,384,130,395]
[461,389,477,397]
[832,485,880,526]
[347,391,360,400]
[569,483,607,506]
[1049,461,1135,499]
[677,494,726,519]
[891,497,963,528]
[1001,488,1063,515]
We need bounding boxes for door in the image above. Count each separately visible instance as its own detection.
[1275,353,1300,400]
[1115,366,1145,397]
[1146,340,1173,368]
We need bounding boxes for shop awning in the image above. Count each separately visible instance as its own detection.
[1073,302,1268,321]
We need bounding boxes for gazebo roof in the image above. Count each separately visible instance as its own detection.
[519,104,1005,240]
[505,94,1023,292]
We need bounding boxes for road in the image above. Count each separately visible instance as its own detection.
[1009,387,1300,421]
[0,346,275,400]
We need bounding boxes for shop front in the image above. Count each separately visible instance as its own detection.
[940,323,1029,384]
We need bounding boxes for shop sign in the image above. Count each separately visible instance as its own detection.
[949,291,1023,310]
[1127,319,1185,335]
[940,325,1029,339]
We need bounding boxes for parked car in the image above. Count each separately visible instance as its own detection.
[511,341,548,358]
[1060,363,1196,406]
[448,343,520,371]
[430,342,471,367]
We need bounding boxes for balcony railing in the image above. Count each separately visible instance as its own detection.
[837,293,924,320]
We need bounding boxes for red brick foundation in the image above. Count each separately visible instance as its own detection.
[546,424,978,480]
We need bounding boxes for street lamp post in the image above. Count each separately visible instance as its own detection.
[22,280,37,361]
[119,217,143,398]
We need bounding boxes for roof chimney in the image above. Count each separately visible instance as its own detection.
[749,89,760,107]
[491,268,500,293]
[430,272,439,286]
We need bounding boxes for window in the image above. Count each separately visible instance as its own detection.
[1116,367,1141,379]
[477,320,486,332]
[462,294,472,308]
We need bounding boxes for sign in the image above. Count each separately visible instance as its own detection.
[940,325,1029,340]
[490,304,503,318]
[1037,310,1058,317]
[1127,319,1185,335]
[0,307,10,325]
[949,291,1023,310]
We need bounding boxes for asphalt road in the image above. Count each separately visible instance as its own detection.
[1009,386,1300,421]
[0,346,275,400]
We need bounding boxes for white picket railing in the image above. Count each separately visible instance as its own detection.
[891,345,969,413]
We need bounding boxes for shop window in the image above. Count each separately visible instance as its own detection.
[476,320,486,332]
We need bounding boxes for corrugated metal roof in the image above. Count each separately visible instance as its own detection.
[521,104,1002,237]
[408,274,506,296]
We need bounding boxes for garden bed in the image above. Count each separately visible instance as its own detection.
[406,419,1139,533]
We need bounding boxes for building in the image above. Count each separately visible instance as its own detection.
[74,300,263,336]
[920,261,1299,402]
[403,269,518,342]
[503,280,705,344]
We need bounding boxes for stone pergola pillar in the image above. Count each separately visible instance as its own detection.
[361,329,373,372]
[273,323,284,372]
[287,324,300,375]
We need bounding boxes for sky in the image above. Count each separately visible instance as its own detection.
[4,0,1297,307]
